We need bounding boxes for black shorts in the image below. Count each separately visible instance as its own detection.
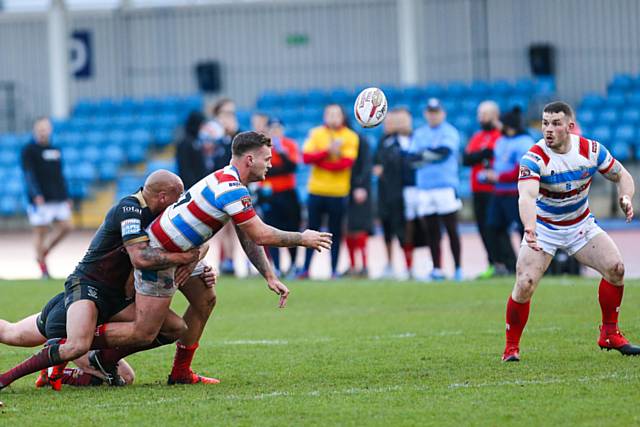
[64,273,131,325]
[36,292,67,339]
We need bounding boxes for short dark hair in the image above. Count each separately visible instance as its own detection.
[232,131,272,156]
[543,101,575,119]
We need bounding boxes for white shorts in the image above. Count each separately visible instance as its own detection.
[134,235,207,297]
[525,215,605,257]
[27,202,71,227]
[403,187,462,220]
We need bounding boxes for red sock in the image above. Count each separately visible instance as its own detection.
[346,235,357,269]
[61,368,102,386]
[598,278,624,333]
[402,244,414,269]
[505,296,530,348]
[170,342,199,377]
[356,232,368,269]
[0,344,62,388]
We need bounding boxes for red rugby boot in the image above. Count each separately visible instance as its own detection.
[501,345,520,362]
[598,326,640,355]
[167,369,220,385]
[35,369,49,388]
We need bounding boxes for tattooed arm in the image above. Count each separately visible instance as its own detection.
[602,160,635,221]
[236,216,332,251]
[235,224,276,281]
[125,241,200,270]
[235,224,291,308]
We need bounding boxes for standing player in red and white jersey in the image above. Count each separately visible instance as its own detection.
[83,131,333,382]
[502,101,637,362]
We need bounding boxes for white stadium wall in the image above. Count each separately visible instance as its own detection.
[0,0,639,124]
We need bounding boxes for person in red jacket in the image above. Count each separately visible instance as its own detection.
[462,101,502,278]
[260,118,302,277]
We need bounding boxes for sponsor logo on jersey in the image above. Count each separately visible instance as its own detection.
[519,166,531,178]
[121,218,141,236]
[240,195,252,209]
[122,206,142,215]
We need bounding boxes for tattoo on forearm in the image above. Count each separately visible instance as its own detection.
[604,161,622,182]
[139,246,174,269]
[236,226,272,278]
[271,228,303,247]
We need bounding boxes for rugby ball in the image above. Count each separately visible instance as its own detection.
[354,87,387,128]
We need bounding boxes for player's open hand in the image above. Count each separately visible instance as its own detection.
[619,195,634,222]
[267,278,290,308]
[524,228,541,251]
[301,230,333,252]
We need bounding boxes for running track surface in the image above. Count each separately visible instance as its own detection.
[1,226,638,280]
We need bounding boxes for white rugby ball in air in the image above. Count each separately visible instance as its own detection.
[354,87,388,128]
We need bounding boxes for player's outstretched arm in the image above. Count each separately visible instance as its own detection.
[125,241,200,270]
[235,225,290,308]
[518,178,541,251]
[237,216,332,251]
[602,160,635,222]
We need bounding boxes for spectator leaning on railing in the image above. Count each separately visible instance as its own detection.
[299,104,359,279]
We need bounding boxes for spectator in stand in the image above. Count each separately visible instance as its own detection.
[251,112,270,136]
[408,98,463,281]
[260,118,302,277]
[481,108,534,274]
[299,104,359,279]
[176,111,208,190]
[210,98,241,275]
[373,108,414,279]
[345,132,373,277]
[463,101,502,279]
[21,117,72,279]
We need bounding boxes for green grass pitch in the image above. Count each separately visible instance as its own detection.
[1,277,640,426]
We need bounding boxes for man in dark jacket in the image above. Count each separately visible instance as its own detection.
[373,108,414,279]
[21,117,72,279]
[345,133,373,277]
[176,111,208,189]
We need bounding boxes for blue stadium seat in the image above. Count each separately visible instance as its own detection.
[281,90,306,110]
[115,97,138,116]
[74,163,97,182]
[608,74,634,93]
[305,88,331,107]
[599,108,618,125]
[460,97,482,115]
[581,93,606,109]
[98,161,119,181]
[257,91,282,110]
[112,115,137,131]
[61,147,81,164]
[74,99,96,117]
[108,130,128,148]
[423,83,445,99]
[102,145,125,164]
[613,124,636,144]
[82,146,101,164]
[514,78,536,97]
[402,86,426,105]
[451,115,475,135]
[528,128,543,141]
[447,81,469,99]
[0,196,19,216]
[469,80,491,98]
[67,179,89,199]
[94,99,118,117]
[533,77,556,95]
[68,118,93,133]
[301,107,323,123]
[141,97,164,115]
[621,108,640,125]
[328,88,351,106]
[591,125,612,146]
[378,85,402,105]
[181,95,204,113]
[627,92,640,108]
[126,144,147,164]
[146,159,177,174]
[611,141,631,161]
[6,178,23,197]
[577,108,597,127]
[608,94,626,110]
[153,127,175,147]
[492,79,513,97]
[85,131,106,147]
[506,96,529,113]
[66,132,84,147]
[0,149,18,166]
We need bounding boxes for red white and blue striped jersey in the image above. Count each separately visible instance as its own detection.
[518,134,615,229]
[149,165,256,252]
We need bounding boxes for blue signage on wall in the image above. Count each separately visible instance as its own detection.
[70,30,93,79]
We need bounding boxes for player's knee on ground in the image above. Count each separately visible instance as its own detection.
[117,363,135,385]
[605,262,625,285]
